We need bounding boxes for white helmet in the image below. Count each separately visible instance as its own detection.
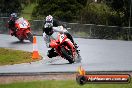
[46,15,53,22]
[44,15,53,28]
[44,15,54,35]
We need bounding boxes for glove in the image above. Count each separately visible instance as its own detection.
[49,40,57,48]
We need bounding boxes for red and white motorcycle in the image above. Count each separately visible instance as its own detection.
[10,17,33,42]
[49,32,81,63]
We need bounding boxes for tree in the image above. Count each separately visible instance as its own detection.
[105,0,131,26]
[80,2,111,25]
[0,0,22,14]
[32,0,82,21]
[76,0,87,6]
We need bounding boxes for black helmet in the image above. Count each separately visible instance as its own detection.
[44,15,53,35]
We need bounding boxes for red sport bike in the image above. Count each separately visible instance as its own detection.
[49,32,81,63]
[10,17,33,42]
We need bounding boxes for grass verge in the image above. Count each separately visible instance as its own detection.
[0,48,40,66]
[0,80,131,88]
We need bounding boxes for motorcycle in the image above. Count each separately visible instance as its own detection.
[10,17,33,42]
[49,32,81,63]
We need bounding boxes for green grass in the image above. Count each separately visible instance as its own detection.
[0,80,131,88]
[0,48,39,65]
[20,3,37,20]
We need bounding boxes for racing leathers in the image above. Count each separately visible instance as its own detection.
[43,18,78,58]
[8,19,17,36]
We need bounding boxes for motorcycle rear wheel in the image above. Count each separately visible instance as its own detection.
[61,46,75,64]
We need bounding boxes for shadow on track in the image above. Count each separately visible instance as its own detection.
[47,59,81,65]
[50,63,72,65]
[10,41,32,45]
[49,61,81,65]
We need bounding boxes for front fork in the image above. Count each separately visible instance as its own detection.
[25,28,31,38]
[60,41,76,59]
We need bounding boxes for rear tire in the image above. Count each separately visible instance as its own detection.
[61,46,74,64]
[27,32,33,43]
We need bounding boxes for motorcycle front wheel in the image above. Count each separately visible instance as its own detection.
[16,35,24,42]
[61,46,75,64]
[27,32,33,43]
[18,38,24,42]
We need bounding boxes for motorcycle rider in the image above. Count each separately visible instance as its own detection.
[8,13,18,36]
[43,15,78,58]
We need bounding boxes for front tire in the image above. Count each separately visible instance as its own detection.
[19,39,24,42]
[27,32,33,43]
[61,46,74,64]
[16,35,24,42]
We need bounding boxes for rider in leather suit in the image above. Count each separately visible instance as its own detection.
[43,15,78,58]
[8,13,18,36]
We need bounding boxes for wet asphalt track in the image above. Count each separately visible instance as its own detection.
[0,34,132,73]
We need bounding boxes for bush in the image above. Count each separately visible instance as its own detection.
[80,2,111,25]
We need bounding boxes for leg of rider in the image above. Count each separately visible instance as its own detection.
[11,27,17,36]
[64,32,80,54]
[13,28,17,36]
[64,32,74,44]
[64,32,78,48]
[10,28,15,36]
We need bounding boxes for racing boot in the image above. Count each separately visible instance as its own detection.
[11,33,14,36]
[11,32,17,37]
[13,31,17,37]
[47,48,58,58]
